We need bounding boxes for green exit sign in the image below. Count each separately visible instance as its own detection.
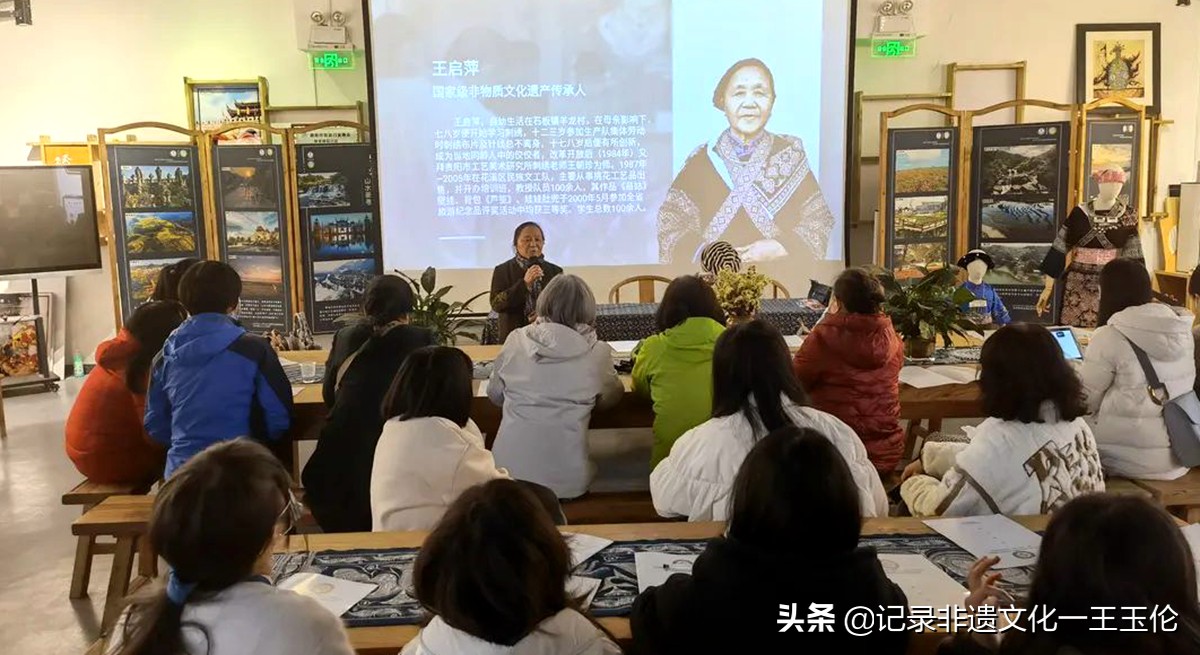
[311,51,355,70]
[871,37,917,59]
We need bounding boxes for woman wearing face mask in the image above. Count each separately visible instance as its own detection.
[490,221,563,343]
[655,58,835,266]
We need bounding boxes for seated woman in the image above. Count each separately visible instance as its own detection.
[149,258,200,304]
[650,319,887,520]
[65,300,186,484]
[940,494,1200,654]
[793,267,904,477]
[1081,258,1195,480]
[108,439,354,655]
[632,426,908,654]
[488,274,624,499]
[371,346,508,531]
[401,479,620,655]
[900,324,1105,517]
[302,274,435,533]
[490,221,563,343]
[632,275,726,469]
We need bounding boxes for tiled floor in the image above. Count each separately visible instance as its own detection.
[0,379,106,655]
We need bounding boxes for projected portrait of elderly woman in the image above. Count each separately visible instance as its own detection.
[657,58,835,265]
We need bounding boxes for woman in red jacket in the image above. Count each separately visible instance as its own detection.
[793,268,904,478]
[64,301,186,483]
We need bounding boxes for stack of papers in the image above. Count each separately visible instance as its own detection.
[563,533,612,610]
[278,572,377,617]
[900,365,978,389]
[924,515,1042,569]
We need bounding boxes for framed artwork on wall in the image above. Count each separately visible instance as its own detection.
[184,77,270,144]
[1075,23,1161,115]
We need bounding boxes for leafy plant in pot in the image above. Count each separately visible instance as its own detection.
[877,266,982,359]
[333,268,488,346]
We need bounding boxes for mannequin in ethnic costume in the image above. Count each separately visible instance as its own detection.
[656,58,834,266]
[1036,167,1143,327]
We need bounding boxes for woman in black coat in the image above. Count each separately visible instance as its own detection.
[490,221,562,343]
[303,274,436,533]
[630,425,909,655]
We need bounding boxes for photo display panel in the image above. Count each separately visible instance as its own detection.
[296,143,383,333]
[969,122,1073,324]
[1083,118,1142,216]
[885,128,959,279]
[107,145,207,318]
[212,145,292,333]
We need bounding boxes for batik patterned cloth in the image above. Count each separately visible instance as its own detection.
[272,534,1034,628]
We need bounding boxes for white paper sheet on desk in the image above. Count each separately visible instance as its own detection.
[564,532,613,569]
[784,334,802,349]
[567,576,602,609]
[291,386,305,397]
[924,515,1041,569]
[278,572,377,617]
[900,366,977,389]
[634,551,699,593]
[609,340,641,357]
[879,554,967,608]
[1180,524,1200,597]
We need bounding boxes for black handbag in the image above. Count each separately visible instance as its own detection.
[1123,336,1200,468]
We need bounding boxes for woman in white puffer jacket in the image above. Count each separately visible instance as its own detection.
[1080,259,1196,481]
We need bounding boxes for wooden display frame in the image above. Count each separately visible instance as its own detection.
[875,104,965,268]
[1078,96,1147,220]
[96,123,208,330]
[184,77,270,142]
[946,61,1029,123]
[284,121,373,324]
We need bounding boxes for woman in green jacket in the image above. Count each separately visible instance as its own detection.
[633,276,727,469]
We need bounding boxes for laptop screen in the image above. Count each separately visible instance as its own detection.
[1050,327,1083,360]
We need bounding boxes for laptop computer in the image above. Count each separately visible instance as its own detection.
[1048,326,1084,360]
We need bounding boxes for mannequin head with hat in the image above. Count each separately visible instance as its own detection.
[1093,166,1128,211]
[957,249,994,286]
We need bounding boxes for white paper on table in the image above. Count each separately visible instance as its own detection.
[634,552,699,593]
[784,334,803,349]
[278,357,299,367]
[878,554,968,608]
[900,366,977,388]
[924,515,1041,569]
[609,340,641,357]
[564,532,613,569]
[278,572,377,617]
[1180,524,1200,597]
[291,385,306,397]
[566,576,602,609]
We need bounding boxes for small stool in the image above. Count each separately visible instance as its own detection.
[62,480,154,598]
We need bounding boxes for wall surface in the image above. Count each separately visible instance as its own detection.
[0,0,368,360]
[852,0,1200,267]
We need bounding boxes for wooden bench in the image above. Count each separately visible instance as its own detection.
[71,494,155,630]
[1132,469,1200,521]
[62,480,155,600]
[1105,477,1153,499]
[561,491,669,525]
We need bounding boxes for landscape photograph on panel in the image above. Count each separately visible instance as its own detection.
[893,242,947,278]
[311,213,376,258]
[221,166,277,210]
[228,254,285,299]
[298,171,350,208]
[124,211,197,255]
[894,149,950,195]
[225,211,281,253]
[313,258,374,302]
[895,196,949,241]
[984,243,1047,286]
[129,257,186,304]
[981,200,1057,242]
[120,165,193,208]
[979,145,1057,197]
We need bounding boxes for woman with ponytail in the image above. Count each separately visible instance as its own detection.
[110,439,354,655]
[303,274,436,532]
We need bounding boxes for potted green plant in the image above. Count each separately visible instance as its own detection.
[334,268,488,346]
[396,267,489,345]
[877,266,982,358]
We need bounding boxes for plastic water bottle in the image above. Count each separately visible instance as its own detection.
[73,352,85,378]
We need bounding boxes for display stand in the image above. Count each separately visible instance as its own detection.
[960,99,1078,324]
[876,104,965,276]
[285,121,379,334]
[203,124,297,334]
[97,123,209,328]
[1,278,59,394]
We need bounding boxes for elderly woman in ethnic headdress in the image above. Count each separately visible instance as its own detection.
[656,58,835,267]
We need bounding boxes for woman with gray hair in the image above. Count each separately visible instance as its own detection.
[488,275,624,499]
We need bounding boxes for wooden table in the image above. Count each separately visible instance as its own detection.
[278,516,1051,655]
[285,346,983,454]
